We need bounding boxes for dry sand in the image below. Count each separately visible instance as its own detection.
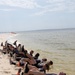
[0,33,18,75]
[0,53,17,75]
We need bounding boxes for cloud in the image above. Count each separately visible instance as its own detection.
[33,0,75,16]
[46,0,75,12]
[0,0,75,15]
[0,0,40,9]
[0,8,15,11]
[46,0,64,3]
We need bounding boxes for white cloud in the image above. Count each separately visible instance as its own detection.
[0,0,39,9]
[46,0,75,12]
[0,8,15,11]
[0,0,75,14]
[46,0,64,3]
[33,0,75,16]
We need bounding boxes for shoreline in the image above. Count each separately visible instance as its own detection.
[0,32,74,75]
[0,33,57,75]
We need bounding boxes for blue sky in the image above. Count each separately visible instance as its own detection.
[0,0,75,32]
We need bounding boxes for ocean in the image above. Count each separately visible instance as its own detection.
[8,29,75,75]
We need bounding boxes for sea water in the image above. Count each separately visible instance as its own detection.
[8,29,75,75]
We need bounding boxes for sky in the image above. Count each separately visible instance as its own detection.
[0,0,75,32]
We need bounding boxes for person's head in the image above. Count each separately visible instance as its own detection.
[1,42,3,46]
[35,53,40,56]
[22,45,24,49]
[30,50,34,56]
[34,53,40,59]
[47,60,53,65]
[18,44,21,47]
[59,72,66,75]
[44,61,53,71]
[42,58,47,62]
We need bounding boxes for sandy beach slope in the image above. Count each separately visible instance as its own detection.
[0,33,18,75]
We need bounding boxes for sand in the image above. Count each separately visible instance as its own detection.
[0,33,18,75]
[0,53,17,75]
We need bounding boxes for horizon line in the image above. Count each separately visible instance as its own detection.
[0,27,75,33]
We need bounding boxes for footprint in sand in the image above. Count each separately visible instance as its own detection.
[3,71,11,74]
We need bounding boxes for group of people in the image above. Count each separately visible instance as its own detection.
[0,40,66,75]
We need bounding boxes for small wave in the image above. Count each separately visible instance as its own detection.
[58,48,75,50]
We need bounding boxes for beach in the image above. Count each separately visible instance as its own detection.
[0,52,17,75]
[0,29,75,75]
[0,33,17,75]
